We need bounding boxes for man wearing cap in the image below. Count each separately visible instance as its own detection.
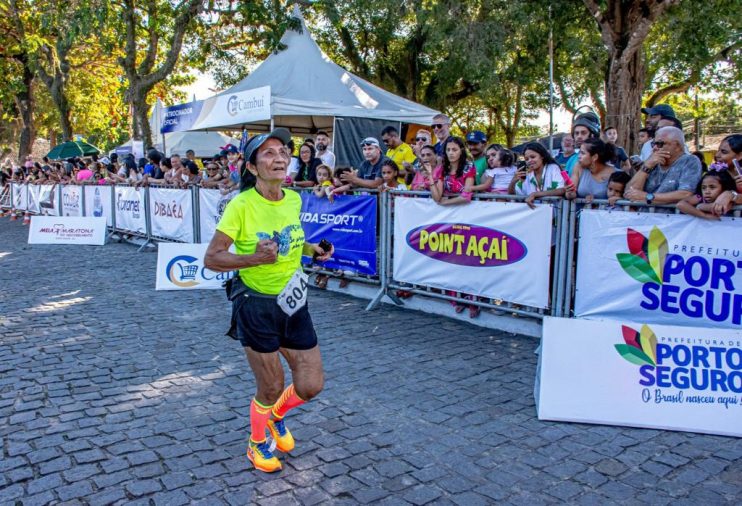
[565,112,601,176]
[381,125,416,184]
[340,137,385,189]
[466,130,488,186]
[640,104,676,162]
[205,128,333,474]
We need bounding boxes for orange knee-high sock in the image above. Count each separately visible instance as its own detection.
[250,398,274,443]
[271,384,305,420]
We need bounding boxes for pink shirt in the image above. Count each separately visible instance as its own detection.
[77,169,94,181]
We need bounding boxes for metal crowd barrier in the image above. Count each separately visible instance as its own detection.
[6,183,740,328]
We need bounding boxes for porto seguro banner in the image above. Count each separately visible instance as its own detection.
[575,210,742,330]
[114,186,146,234]
[393,198,552,308]
[149,187,194,242]
[299,193,377,276]
[61,185,82,216]
[84,186,113,226]
[538,317,742,437]
[199,188,238,244]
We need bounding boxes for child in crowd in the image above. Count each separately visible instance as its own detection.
[677,171,736,220]
[380,159,407,191]
[606,171,630,206]
[312,164,334,199]
[481,146,517,194]
[328,167,352,203]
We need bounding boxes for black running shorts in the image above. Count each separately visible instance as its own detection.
[232,293,318,353]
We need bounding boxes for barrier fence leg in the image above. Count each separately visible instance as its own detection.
[137,186,155,252]
[107,185,117,240]
[81,184,87,217]
[563,200,578,318]
[192,185,200,244]
[366,191,389,311]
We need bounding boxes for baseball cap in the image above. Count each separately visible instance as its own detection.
[641,104,676,118]
[243,128,292,164]
[221,144,240,154]
[572,111,601,136]
[466,130,487,143]
[360,137,380,147]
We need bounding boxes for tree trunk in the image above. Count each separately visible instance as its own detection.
[15,60,35,162]
[605,50,644,154]
[130,88,152,148]
[51,80,73,141]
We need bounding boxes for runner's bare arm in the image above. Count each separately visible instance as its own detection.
[204,231,278,272]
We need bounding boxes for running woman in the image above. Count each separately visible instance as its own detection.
[205,128,333,472]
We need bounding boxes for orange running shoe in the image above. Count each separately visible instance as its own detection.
[246,439,282,473]
[267,419,295,453]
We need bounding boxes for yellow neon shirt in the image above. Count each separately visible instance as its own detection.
[216,188,305,295]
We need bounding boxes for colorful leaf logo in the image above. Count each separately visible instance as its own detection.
[615,324,657,366]
[616,227,667,285]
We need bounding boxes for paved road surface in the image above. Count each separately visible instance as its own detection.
[1,218,740,505]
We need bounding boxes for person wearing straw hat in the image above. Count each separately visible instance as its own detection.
[204,128,333,473]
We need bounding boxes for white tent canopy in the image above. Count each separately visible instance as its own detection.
[197,7,438,133]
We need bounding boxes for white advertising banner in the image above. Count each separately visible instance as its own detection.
[27,185,41,214]
[393,198,552,308]
[192,86,271,131]
[28,216,106,245]
[538,317,742,437]
[38,185,59,216]
[149,187,194,242]
[12,183,27,211]
[84,186,113,226]
[198,188,237,243]
[575,210,742,330]
[61,185,83,216]
[155,242,234,290]
[114,186,146,234]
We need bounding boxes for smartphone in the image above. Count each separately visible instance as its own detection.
[314,239,333,260]
[630,155,642,164]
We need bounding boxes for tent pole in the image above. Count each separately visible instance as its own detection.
[270,117,275,130]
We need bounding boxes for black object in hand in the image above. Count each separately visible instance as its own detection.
[314,239,333,260]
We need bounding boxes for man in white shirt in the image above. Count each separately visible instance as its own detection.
[314,131,335,169]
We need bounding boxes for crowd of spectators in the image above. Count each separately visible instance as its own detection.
[2,105,741,315]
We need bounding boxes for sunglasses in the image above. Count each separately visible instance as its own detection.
[431,123,446,130]
[415,137,428,142]
[651,140,667,148]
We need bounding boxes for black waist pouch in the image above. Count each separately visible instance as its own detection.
[224,273,248,340]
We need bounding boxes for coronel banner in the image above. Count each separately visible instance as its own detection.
[115,186,146,234]
[393,198,552,308]
[28,216,106,245]
[575,210,742,329]
[155,242,234,290]
[538,317,742,437]
[149,187,194,242]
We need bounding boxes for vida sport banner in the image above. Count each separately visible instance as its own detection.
[538,317,742,437]
[115,186,146,234]
[155,242,234,290]
[28,216,106,245]
[149,187,194,242]
[575,210,742,330]
[394,199,552,307]
[299,193,377,275]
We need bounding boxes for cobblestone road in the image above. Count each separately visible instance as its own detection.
[1,218,741,505]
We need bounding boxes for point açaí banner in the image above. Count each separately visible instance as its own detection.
[393,198,552,307]
[155,242,234,290]
[148,187,194,243]
[299,193,377,275]
[575,210,742,330]
[538,317,741,437]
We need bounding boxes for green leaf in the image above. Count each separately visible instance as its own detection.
[616,253,662,285]
[615,344,655,366]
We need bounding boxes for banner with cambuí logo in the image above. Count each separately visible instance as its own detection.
[538,317,742,437]
[155,242,234,290]
[575,210,742,329]
[393,198,552,307]
[149,187,194,242]
[61,186,82,216]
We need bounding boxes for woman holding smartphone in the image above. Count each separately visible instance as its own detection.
[508,142,568,208]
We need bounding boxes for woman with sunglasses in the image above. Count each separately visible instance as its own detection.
[201,162,225,189]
